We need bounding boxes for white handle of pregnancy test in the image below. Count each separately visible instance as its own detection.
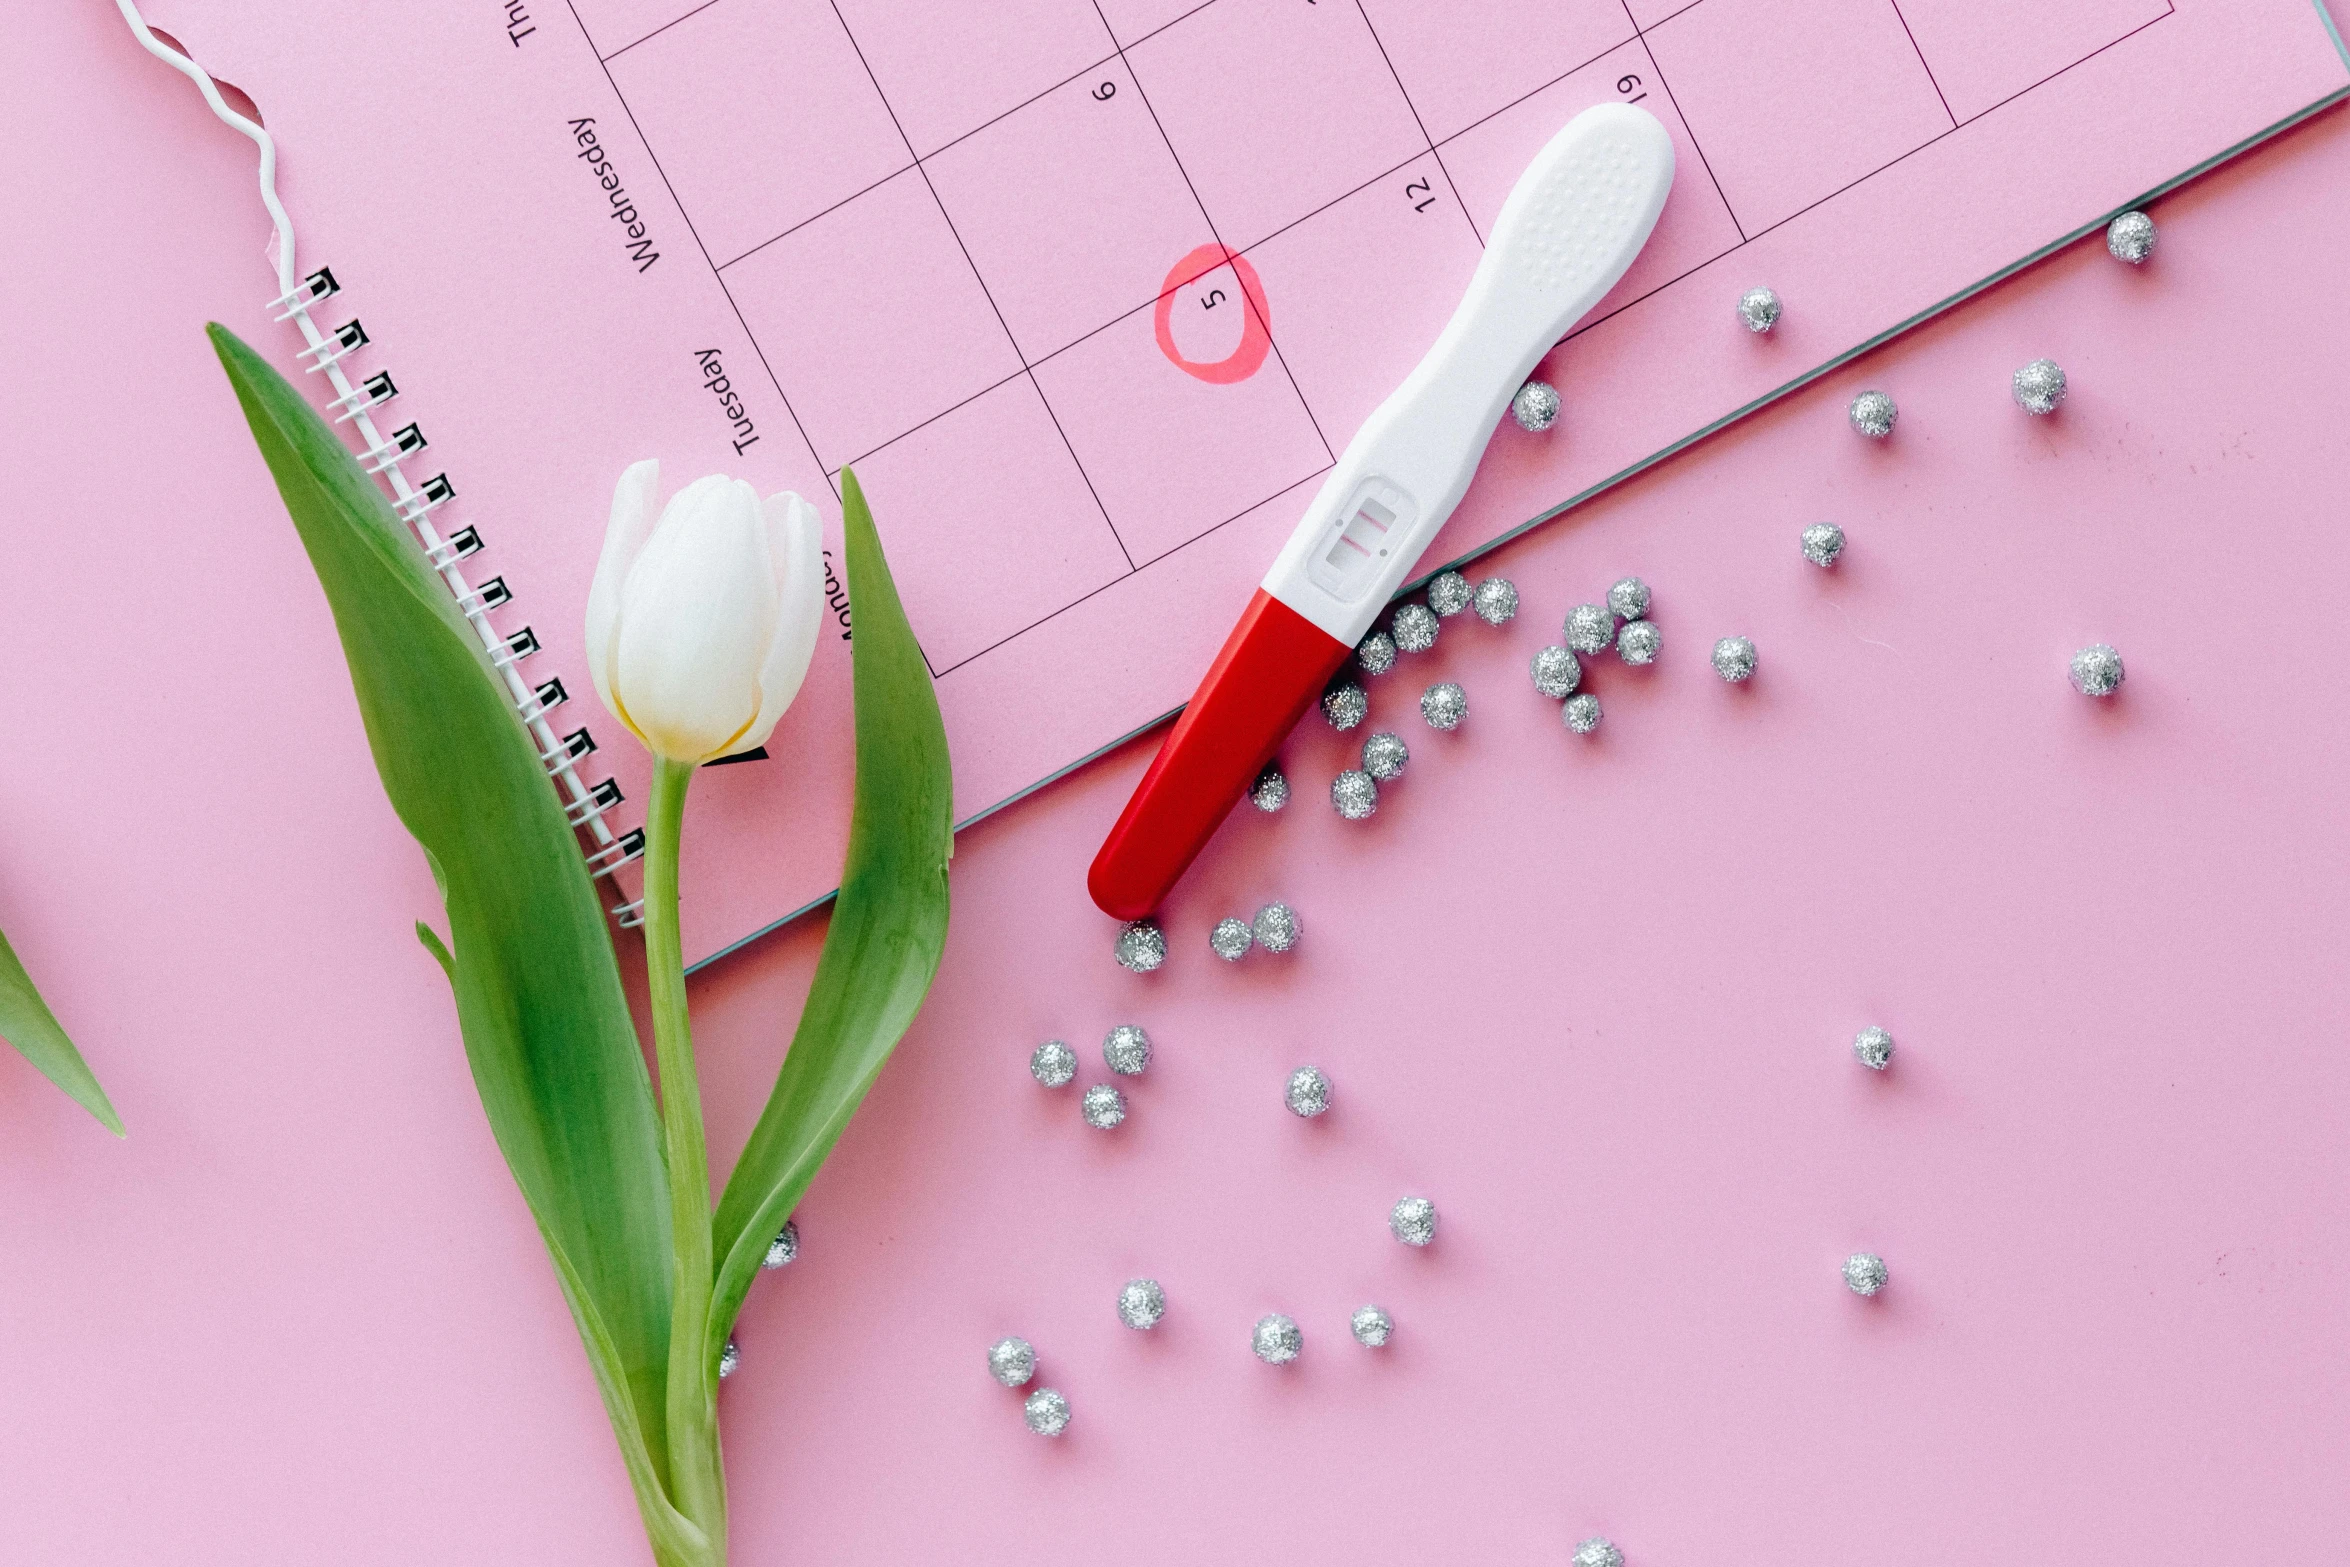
[1263,103,1676,645]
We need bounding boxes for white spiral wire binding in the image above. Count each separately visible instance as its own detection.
[116,0,645,925]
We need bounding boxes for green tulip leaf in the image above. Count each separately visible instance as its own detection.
[0,923,124,1135]
[708,467,952,1354]
[208,324,690,1541]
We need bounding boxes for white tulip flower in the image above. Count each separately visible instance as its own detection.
[585,460,824,766]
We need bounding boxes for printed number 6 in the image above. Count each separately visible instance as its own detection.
[1093,81,1116,100]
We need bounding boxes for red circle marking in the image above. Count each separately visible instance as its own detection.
[1154,243,1272,385]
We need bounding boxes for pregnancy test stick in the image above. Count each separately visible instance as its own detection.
[1089,103,1675,919]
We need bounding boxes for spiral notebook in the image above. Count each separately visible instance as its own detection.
[122,0,2350,968]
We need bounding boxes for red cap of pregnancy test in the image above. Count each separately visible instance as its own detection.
[1089,589,1354,919]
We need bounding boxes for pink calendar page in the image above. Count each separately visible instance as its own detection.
[159,0,2348,966]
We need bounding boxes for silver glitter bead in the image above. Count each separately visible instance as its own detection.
[1801,522,1846,567]
[762,1218,800,1270]
[1251,1313,1303,1364]
[1252,902,1301,953]
[718,1338,741,1380]
[1849,389,1897,439]
[1573,1539,1625,1567]
[1844,1252,1889,1297]
[1103,1024,1151,1076]
[1356,629,1397,677]
[2069,643,2125,697]
[1322,681,1368,732]
[1616,620,1661,665]
[2013,357,2067,416]
[1361,730,1409,781]
[1390,1195,1438,1247]
[1023,1386,1071,1437]
[1030,1039,1077,1088]
[1117,1277,1166,1331]
[1210,917,1254,962]
[1562,693,1602,734]
[1391,602,1439,653]
[988,1335,1037,1387]
[1531,645,1583,698]
[1711,636,1758,683]
[1563,603,1615,655]
[1738,285,1783,333]
[1606,576,1651,622]
[1331,769,1379,820]
[2107,209,2157,264]
[1511,378,1561,433]
[1251,766,1290,812]
[1420,682,1467,731]
[1473,576,1519,626]
[1853,1025,1894,1071]
[1350,1303,1393,1348]
[1427,570,1473,617]
[1081,1083,1127,1130]
[1285,1065,1331,1117]
[1115,920,1166,974]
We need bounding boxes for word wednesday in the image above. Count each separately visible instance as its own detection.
[567,117,658,273]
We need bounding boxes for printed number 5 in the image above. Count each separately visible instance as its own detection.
[1617,73,1647,104]
[1404,177,1435,213]
[1093,80,1116,100]
[1201,288,1226,310]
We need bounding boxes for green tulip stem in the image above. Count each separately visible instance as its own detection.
[644,755,726,1563]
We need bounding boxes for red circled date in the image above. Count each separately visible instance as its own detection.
[1153,243,1272,385]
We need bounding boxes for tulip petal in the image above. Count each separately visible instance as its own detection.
[728,490,825,757]
[586,459,661,733]
[611,476,774,763]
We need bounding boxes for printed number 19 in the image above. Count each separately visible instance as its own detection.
[1617,73,1647,105]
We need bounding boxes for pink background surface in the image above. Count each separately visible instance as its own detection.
[5,4,2350,1564]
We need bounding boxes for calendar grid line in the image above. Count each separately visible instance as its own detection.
[1556,8,2178,343]
[718,37,1153,271]
[707,0,1240,278]
[1091,0,1338,468]
[1639,0,1708,32]
[928,462,1333,680]
[718,162,916,272]
[1385,32,1645,150]
[1351,0,1486,247]
[1887,0,1960,127]
[1951,3,2177,131]
[1618,2,1748,242]
[825,0,1139,574]
[715,10,1670,322]
[597,0,723,62]
[561,0,840,504]
[1741,6,2179,246]
[827,135,1470,477]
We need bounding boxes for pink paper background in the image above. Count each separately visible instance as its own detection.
[4,3,2349,1563]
